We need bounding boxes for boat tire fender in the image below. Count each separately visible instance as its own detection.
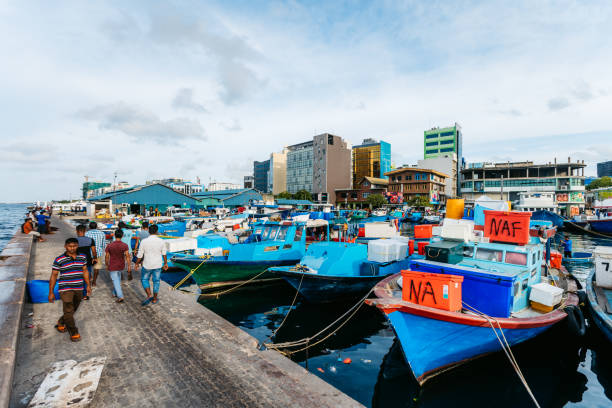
[576,290,587,308]
[564,305,586,337]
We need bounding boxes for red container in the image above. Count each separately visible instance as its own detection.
[483,210,532,245]
[358,227,365,237]
[550,250,562,269]
[414,224,437,239]
[401,270,464,312]
[408,239,415,256]
[417,241,429,255]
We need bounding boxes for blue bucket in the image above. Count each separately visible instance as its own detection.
[26,280,60,303]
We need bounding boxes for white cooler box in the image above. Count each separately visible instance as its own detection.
[368,239,397,263]
[164,237,197,252]
[594,246,612,289]
[440,223,474,243]
[529,283,564,307]
[194,247,224,256]
[364,222,398,238]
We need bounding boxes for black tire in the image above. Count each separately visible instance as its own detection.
[565,305,586,337]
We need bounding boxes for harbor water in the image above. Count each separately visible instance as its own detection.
[0,203,28,252]
[164,228,612,408]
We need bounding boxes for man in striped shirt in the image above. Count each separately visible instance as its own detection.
[48,237,91,341]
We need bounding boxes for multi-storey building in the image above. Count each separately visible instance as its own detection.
[244,175,254,189]
[460,158,587,216]
[286,141,314,194]
[352,139,391,187]
[253,159,270,193]
[286,134,352,204]
[385,167,448,206]
[597,160,612,178]
[418,153,457,199]
[82,181,111,199]
[207,182,242,191]
[268,149,288,195]
[335,177,388,208]
[424,123,463,195]
[312,133,352,204]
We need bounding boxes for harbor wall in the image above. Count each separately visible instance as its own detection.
[0,232,33,408]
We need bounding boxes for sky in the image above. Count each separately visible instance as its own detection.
[1,0,611,202]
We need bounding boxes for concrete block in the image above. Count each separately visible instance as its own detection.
[0,347,16,408]
[0,281,21,304]
[0,304,21,350]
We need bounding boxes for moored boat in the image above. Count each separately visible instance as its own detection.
[585,270,612,343]
[269,239,413,303]
[170,220,329,287]
[366,210,582,385]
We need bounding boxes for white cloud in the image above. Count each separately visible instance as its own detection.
[172,88,207,113]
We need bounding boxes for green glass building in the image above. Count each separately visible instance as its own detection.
[424,124,462,159]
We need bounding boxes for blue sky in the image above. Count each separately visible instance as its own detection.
[1,1,611,202]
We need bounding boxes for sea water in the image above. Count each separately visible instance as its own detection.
[167,229,612,407]
[0,203,29,252]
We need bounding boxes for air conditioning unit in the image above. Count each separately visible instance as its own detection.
[559,186,568,190]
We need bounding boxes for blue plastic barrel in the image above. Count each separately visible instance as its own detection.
[26,280,58,303]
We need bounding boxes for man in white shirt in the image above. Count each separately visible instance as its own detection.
[135,224,167,306]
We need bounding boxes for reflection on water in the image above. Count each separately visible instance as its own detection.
[160,230,612,408]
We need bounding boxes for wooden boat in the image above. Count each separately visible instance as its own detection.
[562,251,594,266]
[170,220,329,286]
[269,241,413,303]
[586,269,612,343]
[366,236,581,385]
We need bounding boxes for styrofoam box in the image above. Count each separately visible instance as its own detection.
[529,282,564,307]
[368,239,398,263]
[441,223,474,243]
[432,226,442,236]
[164,237,197,252]
[594,246,612,289]
[364,222,397,238]
[194,247,224,256]
[442,218,475,227]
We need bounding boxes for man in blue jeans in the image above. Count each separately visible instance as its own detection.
[135,224,168,305]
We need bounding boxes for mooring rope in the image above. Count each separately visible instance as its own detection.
[264,287,374,355]
[462,301,541,408]
[171,255,211,290]
[199,268,270,299]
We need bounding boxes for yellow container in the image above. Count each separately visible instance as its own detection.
[446,199,465,219]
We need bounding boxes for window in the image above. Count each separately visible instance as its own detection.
[277,226,289,241]
[505,252,527,265]
[351,193,357,198]
[339,192,346,198]
[440,139,454,145]
[397,175,402,181]
[440,131,454,137]
[263,226,273,240]
[440,147,454,153]
[426,133,438,139]
[407,175,412,180]
[294,226,303,241]
[328,135,334,144]
[426,149,438,155]
[426,141,438,147]
[475,248,503,262]
[362,192,370,198]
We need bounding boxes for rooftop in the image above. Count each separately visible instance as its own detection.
[384,167,449,178]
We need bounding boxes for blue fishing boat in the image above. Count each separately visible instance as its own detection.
[562,251,593,266]
[586,270,612,343]
[269,241,413,302]
[367,234,580,384]
[170,220,329,286]
[588,219,612,234]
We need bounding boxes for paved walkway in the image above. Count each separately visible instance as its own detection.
[11,218,361,407]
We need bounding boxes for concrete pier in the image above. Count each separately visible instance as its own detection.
[7,218,362,407]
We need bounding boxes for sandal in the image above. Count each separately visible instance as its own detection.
[70,333,81,342]
[55,324,66,333]
[141,297,153,306]
[116,298,124,303]
[152,298,158,304]
[83,296,89,300]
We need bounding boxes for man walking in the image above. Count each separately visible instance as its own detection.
[86,222,107,286]
[49,238,91,342]
[132,221,150,280]
[105,229,131,303]
[135,224,168,305]
[76,225,97,299]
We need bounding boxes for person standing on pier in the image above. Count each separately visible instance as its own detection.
[132,221,150,281]
[135,224,168,305]
[48,238,91,342]
[76,225,97,299]
[86,222,107,287]
[105,229,131,303]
